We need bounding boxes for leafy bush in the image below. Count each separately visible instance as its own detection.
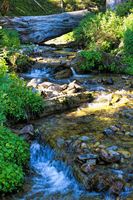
[64,0,105,11]
[79,50,102,71]
[8,52,32,72]
[0,161,24,193]
[74,11,123,52]
[74,10,133,74]
[122,56,133,75]
[123,14,133,55]
[0,126,29,165]
[0,126,29,193]
[0,59,44,121]
[0,29,20,48]
[115,0,133,17]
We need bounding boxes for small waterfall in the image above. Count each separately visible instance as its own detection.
[9,141,132,200]
[20,141,82,199]
[21,68,50,79]
[70,67,91,78]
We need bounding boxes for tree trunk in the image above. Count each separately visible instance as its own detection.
[106,0,125,10]
[0,10,88,44]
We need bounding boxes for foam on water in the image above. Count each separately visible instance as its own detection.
[70,67,91,79]
[9,141,133,200]
[20,141,83,199]
[21,68,50,78]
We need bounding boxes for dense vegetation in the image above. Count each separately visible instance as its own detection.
[0,28,44,193]
[74,0,133,74]
[0,0,105,16]
[0,0,132,195]
[0,126,29,192]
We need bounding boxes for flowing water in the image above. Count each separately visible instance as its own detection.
[10,141,102,200]
[7,141,132,200]
[13,47,133,200]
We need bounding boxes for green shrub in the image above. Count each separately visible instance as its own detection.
[64,0,105,11]
[79,50,102,71]
[0,29,20,48]
[0,126,29,165]
[123,14,133,55]
[122,56,133,75]
[0,59,44,121]
[8,52,32,72]
[74,11,123,52]
[115,0,133,17]
[74,10,133,74]
[0,126,29,193]
[0,161,24,193]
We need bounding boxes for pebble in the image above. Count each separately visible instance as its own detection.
[110,125,119,132]
[57,138,65,147]
[125,131,133,137]
[79,136,90,142]
[81,163,95,173]
[107,146,118,151]
[103,128,115,136]
[80,143,88,149]
[77,153,98,161]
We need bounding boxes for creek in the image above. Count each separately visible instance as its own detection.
[5,45,133,200]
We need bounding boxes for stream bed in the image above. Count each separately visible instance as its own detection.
[4,46,133,200]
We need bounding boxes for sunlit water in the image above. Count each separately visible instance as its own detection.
[21,67,106,91]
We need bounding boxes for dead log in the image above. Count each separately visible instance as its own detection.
[0,10,88,44]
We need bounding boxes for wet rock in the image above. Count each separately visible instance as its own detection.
[40,91,93,117]
[110,125,120,132]
[20,124,34,135]
[77,153,98,162]
[109,180,125,195]
[81,162,96,173]
[80,143,88,149]
[129,132,133,137]
[87,159,97,166]
[122,75,129,80]
[87,173,124,194]
[64,80,83,94]
[118,150,131,159]
[79,136,90,142]
[122,109,133,120]
[27,78,41,88]
[57,138,65,147]
[98,144,105,149]
[48,85,64,92]
[111,163,120,170]
[107,146,118,151]
[19,124,35,141]
[101,78,114,85]
[99,149,121,163]
[68,80,82,90]
[103,128,115,136]
[38,81,53,88]
[54,68,72,79]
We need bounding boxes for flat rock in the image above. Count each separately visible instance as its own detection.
[77,153,98,161]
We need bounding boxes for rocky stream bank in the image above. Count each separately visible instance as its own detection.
[4,44,133,200]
